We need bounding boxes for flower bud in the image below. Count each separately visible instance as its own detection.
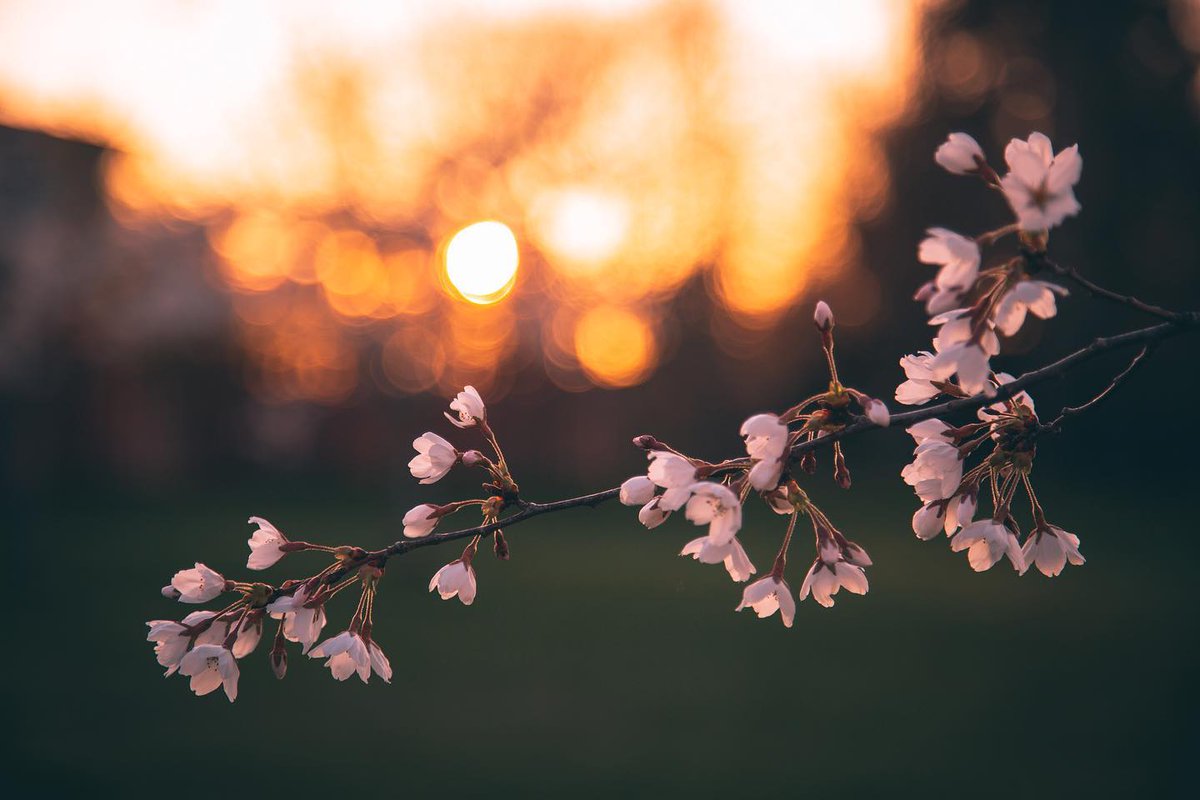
[632,434,660,450]
[161,585,182,600]
[492,530,510,561]
[799,451,817,475]
[619,475,656,506]
[863,398,890,427]
[270,647,288,680]
[813,301,834,331]
[461,449,486,467]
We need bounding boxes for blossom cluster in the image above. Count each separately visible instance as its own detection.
[904,132,1081,398]
[619,303,884,626]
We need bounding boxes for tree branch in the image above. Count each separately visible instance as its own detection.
[1040,345,1151,433]
[377,316,1196,560]
[1035,255,1196,323]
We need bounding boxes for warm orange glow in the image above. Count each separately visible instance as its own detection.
[444,221,520,305]
[573,306,655,388]
[0,0,940,401]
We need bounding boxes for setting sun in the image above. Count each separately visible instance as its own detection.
[444,221,520,305]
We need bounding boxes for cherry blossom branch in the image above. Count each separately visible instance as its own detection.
[1040,345,1151,434]
[1032,254,1196,323]
[376,316,1195,558]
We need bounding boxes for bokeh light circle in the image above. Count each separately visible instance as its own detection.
[444,220,519,304]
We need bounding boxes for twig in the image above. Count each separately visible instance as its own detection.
[1034,254,1195,323]
[1040,345,1151,433]
[375,316,1196,561]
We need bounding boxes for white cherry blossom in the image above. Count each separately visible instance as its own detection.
[646,452,697,511]
[168,563,227,604]
[862,398,890,427]
[747,458,784,491]
[1000,132,1082,232]
[684,482,743,546]
[680,535,756,582]
[912,502,946,540]
[951,520,1025,572]
[740,413,788,461]
[637,499,670,529]
[1022,525,1085,577]
[799,559,869,608]
[934,132,985,175]
[619,475,656,506]
[308,631,382,683]
[906,419,953,445]
[403,503,440,538]
[919,228,981,292]
[445,385,486,428]
[736,576,795,627]
[230,616,263,659]
[995,280,1067,337]
[901,441,963,502]
[429,559,477,605]
[943,492,977,536]
[179,644,240,701]
[409,432,458,484]
[914,280,963,316]
[246,516,289,570]
[896,352,942,406]
[267,586,327,653]
[145,609,216,677]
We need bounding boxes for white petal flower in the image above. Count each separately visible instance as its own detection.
[914,280,963,316]
[680,535,757,582]
[684,482,743,546]
[246,516,289,570]
[647,452,697,511]
[943,492,977,536]
[912,503,946,540]
[980,372,1037,420]
[429,559,477,605]
[308,631,374,683]
[919,228,981,292]
[1022,525,1085,577]
[930,342,994,396]
[1000,132,1082,231]
[169,563,227,604]
[901,441,963,501]
[146,613,215,677]
[230,616,263,659]
[896,352,942,406]
[637,499,670,529]
[906,419,953,445]
[994,280,1068,337]
[178,644,239,701]
[444,385,486,428]
[934,132,985,175]
[735,576,795,627]
[619,475,656,506]
[267,586,327,653]
[408,432,458,484]
[951,520,1025,572]
[368,641,392,683]
[740,413,788,461]
[403,503,440,538]
[799,560,869,608]
[747,458,784,491]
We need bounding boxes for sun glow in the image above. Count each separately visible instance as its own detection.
[444,221,520,305]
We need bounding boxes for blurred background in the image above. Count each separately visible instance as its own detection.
[3,0,1200,795]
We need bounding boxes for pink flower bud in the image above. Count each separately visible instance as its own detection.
[813,301,834,331]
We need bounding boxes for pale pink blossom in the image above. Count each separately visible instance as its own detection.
[747,458,784,491]
[267,586,327,653]
[444,385,486,428]
[1022,525,1085,577]
[934,132,985,175]
[799,559,869,608]
[409,432,458,484]
[943,492,977,536]
[951,520,1025,572]
[637,499,670,529]
[168,563,227,604]
[680,535,756,582]
[1000,132,1082,231]
[862,398,890,427]
[647,452,698,511]
[736,576,795,627]
[429,559,477,605]
[896,352,942,406]
[145,609,216,677]
[309,631,388,683]
[994,280,1067,336]
[928,310,1000,396]
[403,503,440,538]
[919,228,981,292]
[901,441,963,502]
[230,615,263,659]
[684,482,743,546]
[246,516,289,570]
[906,419,953,445]
[914,280,962,316]
[179,644,239,701]
[912,503,946,540]
[619,475,656,506]
[740,414,788,462]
